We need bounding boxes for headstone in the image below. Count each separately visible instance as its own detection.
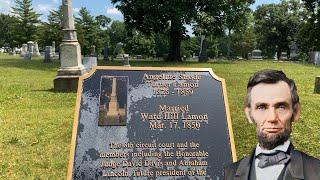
[309,51,320,66]
[289,41,298,60]
[114,42,124,58]
[67,67,237,179]
[82,56,97,71]
[274,52,278,60]
[44,46,52,63]
[280,52,288,60]
[27,41,34,55]
[14,47,21,54]
[122,54,130,66]
[183,55,187,61]
[103,44,109,61]
[53,0,85,92]
[90,45,96,57]
[52,41,56,56]
[9,49,16,56]
[251,49,262,60]
[3,46,10,53]
[315,76,320,93]
[136,55,143,59]
[24,52,32,60]
[21,44,28,57]
[33,42,41,56]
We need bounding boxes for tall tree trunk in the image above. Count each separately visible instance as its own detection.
[167,18,183,62]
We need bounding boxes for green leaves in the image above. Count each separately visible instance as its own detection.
[254,0,307,58]
[11,0,40,44]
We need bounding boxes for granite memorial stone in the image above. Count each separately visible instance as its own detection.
[21,44,28,57]
[103,44,109,61]
[52,41,56,57]
[274,52,278,60]
[251,49,262,60]
[90,45,97,57]
[44,46,52,63]
[289,41,298,60]
[67,67,237,179]
[33,42,41,56]
[27,41,34,55]
[123,54,130,66]
[82,56,97,71]
[280,52,288,60]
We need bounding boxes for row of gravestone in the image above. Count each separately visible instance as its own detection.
[21,41,41,60]
[248,50,297,60]
[0,41,58,61]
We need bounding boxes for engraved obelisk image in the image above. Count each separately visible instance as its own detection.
[98,76,128,126]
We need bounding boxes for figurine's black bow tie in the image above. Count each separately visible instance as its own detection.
[256,151,291,168]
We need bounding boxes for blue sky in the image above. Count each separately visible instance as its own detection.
[0,0,281,22]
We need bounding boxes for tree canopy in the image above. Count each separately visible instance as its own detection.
[254,0,307,57]
[112,0,254,61]
[11,0,40,45]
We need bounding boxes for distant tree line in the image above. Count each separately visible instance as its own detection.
[0,0,320,61]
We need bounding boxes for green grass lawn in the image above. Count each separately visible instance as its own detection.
[0,53,319,179]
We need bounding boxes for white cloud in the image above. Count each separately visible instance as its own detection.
[36,4,54,13]
[0,0,10,5]
[52,0,59,4]
[73,8,80,13]
[106,7,121,15]
[0,0,12,14]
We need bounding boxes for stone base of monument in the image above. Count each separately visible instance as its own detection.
[315,76,320,93]
[54,66,86,92]
[53,75,81,92]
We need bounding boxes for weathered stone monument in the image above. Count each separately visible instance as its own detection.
[289,41,298,60]
[9,49,16,56]
[90,45,96,57]
[309,51,320,66]
[123,54,130,66]
[27,41,34,55]
[53,0,85,92]
[114,42,123,58]
[82,56,97,72]
[33,42,41,57]
[251,49,262,60]
[280,52,288,60]
[44,46,52,63]
[274,52,278,60]
[312,52,320,93]
[52,41,56,57]
[103,44,109,61]
[20,44,28,57]
[83,45,97,71]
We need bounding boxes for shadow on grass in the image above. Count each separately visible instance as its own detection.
[30,88,77,94]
